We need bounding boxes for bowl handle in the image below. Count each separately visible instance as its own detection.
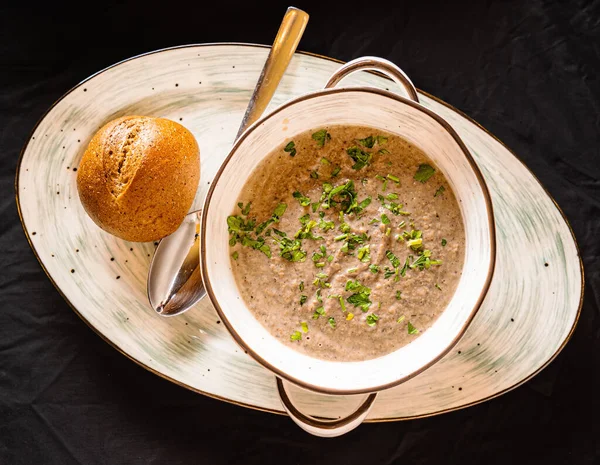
[276,377,377,437]
[324,56,420,103]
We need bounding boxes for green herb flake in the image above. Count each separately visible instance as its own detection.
[310,170,319,179]
[386,193,399,200]
[358,135,375,148]
[312,306,326,319]
[378,148,390,155]
[347,267,358,273]
[331,166,341,177]
[435,283,442,291]
[369,264,380,274]
[408,322,419,334]
[385,250,401,268]
[300,295,307,306]
[299,281,304,291]
[395,290,402,300]
[320,157,331,165]
[231,251,239,260]
[328,317,337,329]
[387,174,400,184]
[346,146,373,170]
[398,220,406,228]
[397,315,405,323]
[442,238,447,246]
[410,249,442,270]
[434,185,445,197]
[312,129,331,148]
[293,191,311,207]
[345,280,372,312]
[284,141,297,157]
[366,313,379,327]
[369,218,380,225]
[357,244,371,263]
[381,214,391,225]
[301,321,309,333]
[276,237,306,262]
[376,135,388,145]
[290,330,302,341]
[414,164,435,183]
[385,227,391,237]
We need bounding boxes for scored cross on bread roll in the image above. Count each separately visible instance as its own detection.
[77,115,200,242]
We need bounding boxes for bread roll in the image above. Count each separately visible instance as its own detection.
[77,115,200,242]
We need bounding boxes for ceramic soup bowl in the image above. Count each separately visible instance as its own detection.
[201,57,496,437]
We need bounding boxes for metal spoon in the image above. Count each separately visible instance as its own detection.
[148,7,309,316]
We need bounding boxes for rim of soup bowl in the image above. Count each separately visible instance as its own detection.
[200,86,497,395]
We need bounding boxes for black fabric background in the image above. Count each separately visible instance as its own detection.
[1,1,598,463]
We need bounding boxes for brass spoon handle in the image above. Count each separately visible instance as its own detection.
[236,7,309,139]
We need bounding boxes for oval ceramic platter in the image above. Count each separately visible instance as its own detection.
[16,43,583,421]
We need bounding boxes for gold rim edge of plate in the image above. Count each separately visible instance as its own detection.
[13,42,584,423]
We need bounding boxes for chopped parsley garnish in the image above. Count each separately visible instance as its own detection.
[255,202,287,235]
[240,236,271,258]
[346,146,373,170]
[328,294,347,312]
[376,135,388,145]
[378,148,390,155]
[397,315,405,323]
[398,220,406,228]
[366,313,379,327]
[299,281,304,291]
[295,219,323,241]
[290,331,302,341]
[441,238,447,246]
[321,157,331,165]
[316,289,323,303]
[414,164,435,183]
[381,214,391,225]
[293,191,311,207]
[312,306,326,319]
[331,166,341,177]
[402,229,423,251]
[345,280,372,312]
[313,273,330,288]
[284,141,296,157]
[299,214,310,225]
[384,267,396,279]
[346,313,355,320]
[340,233,369,253]
[312,129,331,148]
[310,170,319,179]
[386,193,399,200]
[410,249,442,270]
[385,228,391,237]
[396,290,402,300]
[319,217,335,231]
[369,264,380,273]
[369,218,380,225]
[399,257,410,277]
[435,283,442,291]
[385,250,401,268]
[347,267,358,273]
[328,317,336,329]
[300,295,307,306]
[231,251,238,260]
[408,322,419,334]
[434,185,445,197]
[387,174,400,184]
[358,135,375,148]
[357,244,371,262]
[237,202,252,215]
[275,236,306,262]
[301,321,309,333]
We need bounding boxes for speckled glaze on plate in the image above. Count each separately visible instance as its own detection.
[15,43,583,421]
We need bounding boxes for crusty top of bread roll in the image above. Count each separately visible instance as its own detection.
[77,115,200,242]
